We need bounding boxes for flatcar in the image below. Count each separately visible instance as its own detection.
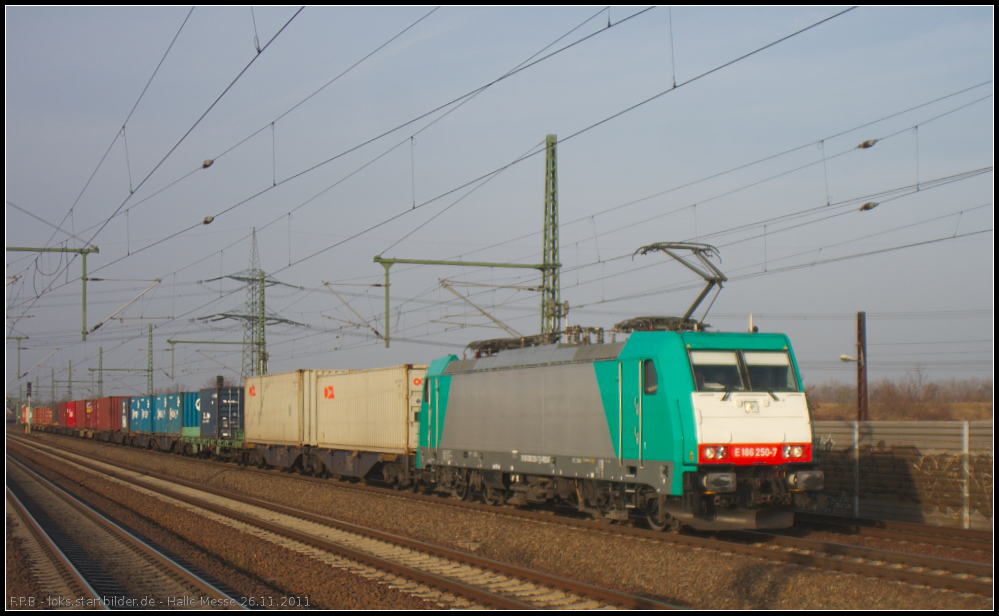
[242,366,424,485]
[416,329,824,530]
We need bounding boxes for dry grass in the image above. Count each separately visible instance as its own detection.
[806,376,993,422]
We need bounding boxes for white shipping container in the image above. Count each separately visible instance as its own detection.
[313,365,427,454]
[245,369,347,446]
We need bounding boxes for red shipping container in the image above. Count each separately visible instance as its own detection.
[83,400,96,429]
[21,406,27,424]
[58,401,68,426]
[89,397,127,431]
[66,401,77,427]
[32,407,54,425]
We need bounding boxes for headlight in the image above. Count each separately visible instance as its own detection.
[782,444,807,459]
[788,470,824,491]
[704,447,715,460]
[701,472,737,493]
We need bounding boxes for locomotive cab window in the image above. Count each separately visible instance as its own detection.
[643,359,658,395]
[690,351,745,392]
[744,351,799,392]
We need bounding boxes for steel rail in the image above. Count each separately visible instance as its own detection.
[795,511,992,550]
[13,432,991,598]
[8,440,677,610]
[6,454,246,610]
[5,487,108,610]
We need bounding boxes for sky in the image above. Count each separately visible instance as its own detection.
[5,6,994,402]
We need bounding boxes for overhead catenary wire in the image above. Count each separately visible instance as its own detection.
[325,80,992,295]
[75,6,638,283]
[10,8,991,390]
[275,6,857,275]
[122,8,652,270]
[7,7,305,340]
[38,7,196,254]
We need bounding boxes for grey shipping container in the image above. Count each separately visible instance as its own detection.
[245,369,345,446]
[313,365,427,455]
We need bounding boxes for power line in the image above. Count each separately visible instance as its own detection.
[40,7,196,253]
[80,7,647,282]
[7,7,305,340]
[274,6,857,275]
[404,81,992,274]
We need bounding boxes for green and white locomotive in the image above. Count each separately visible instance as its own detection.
[417,326,824,531]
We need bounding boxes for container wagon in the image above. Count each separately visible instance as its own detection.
[245,366,426,485]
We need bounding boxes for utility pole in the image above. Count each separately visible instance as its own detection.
[541,134,565,338]
[243,229,263,378]
[857,311,868,421]
[196,230,302,379]
[255,269,267,376]
[372,134,564,348]
[148,324,154,396]
[6,246,99,340]
[373,258,557,348]
[6,336,28,378]
[25,381,31,435]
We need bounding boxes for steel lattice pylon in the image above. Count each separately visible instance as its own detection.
[196,228,303,381]
[241,230,264,378]
[541,134,565,338]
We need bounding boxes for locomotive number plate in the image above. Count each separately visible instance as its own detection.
[733,446,778,460]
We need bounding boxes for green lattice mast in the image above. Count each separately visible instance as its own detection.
[541,134,564,339]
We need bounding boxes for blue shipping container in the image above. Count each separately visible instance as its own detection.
[153,394,182,435]
[130,397,152,433]
[181,392,200,430]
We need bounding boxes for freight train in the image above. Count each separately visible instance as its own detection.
[17,328,823,531]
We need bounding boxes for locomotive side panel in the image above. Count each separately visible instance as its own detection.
[438,362,615,459]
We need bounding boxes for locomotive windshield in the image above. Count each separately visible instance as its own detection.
[690,351,744,392]
[690,350,799,393]
[743,351,799,392]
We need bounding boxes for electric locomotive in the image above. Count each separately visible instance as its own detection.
[416,326,824,531]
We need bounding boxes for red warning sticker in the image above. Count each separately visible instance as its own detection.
[248,386,256,397]
[413,378,423,386]
[324,386,335,400]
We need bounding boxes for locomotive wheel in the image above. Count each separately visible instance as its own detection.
[452,478,470,501]
[646,498,671,532]
[450,469,471,501]
[482,486,505,507]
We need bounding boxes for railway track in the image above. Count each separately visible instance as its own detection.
[6,456,245,610]
[794,511,992,552]
[9,436,679,610]
[11,432,993,599]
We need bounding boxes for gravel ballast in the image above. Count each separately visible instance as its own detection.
[7,437,439,610]
[11,430,993,610]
